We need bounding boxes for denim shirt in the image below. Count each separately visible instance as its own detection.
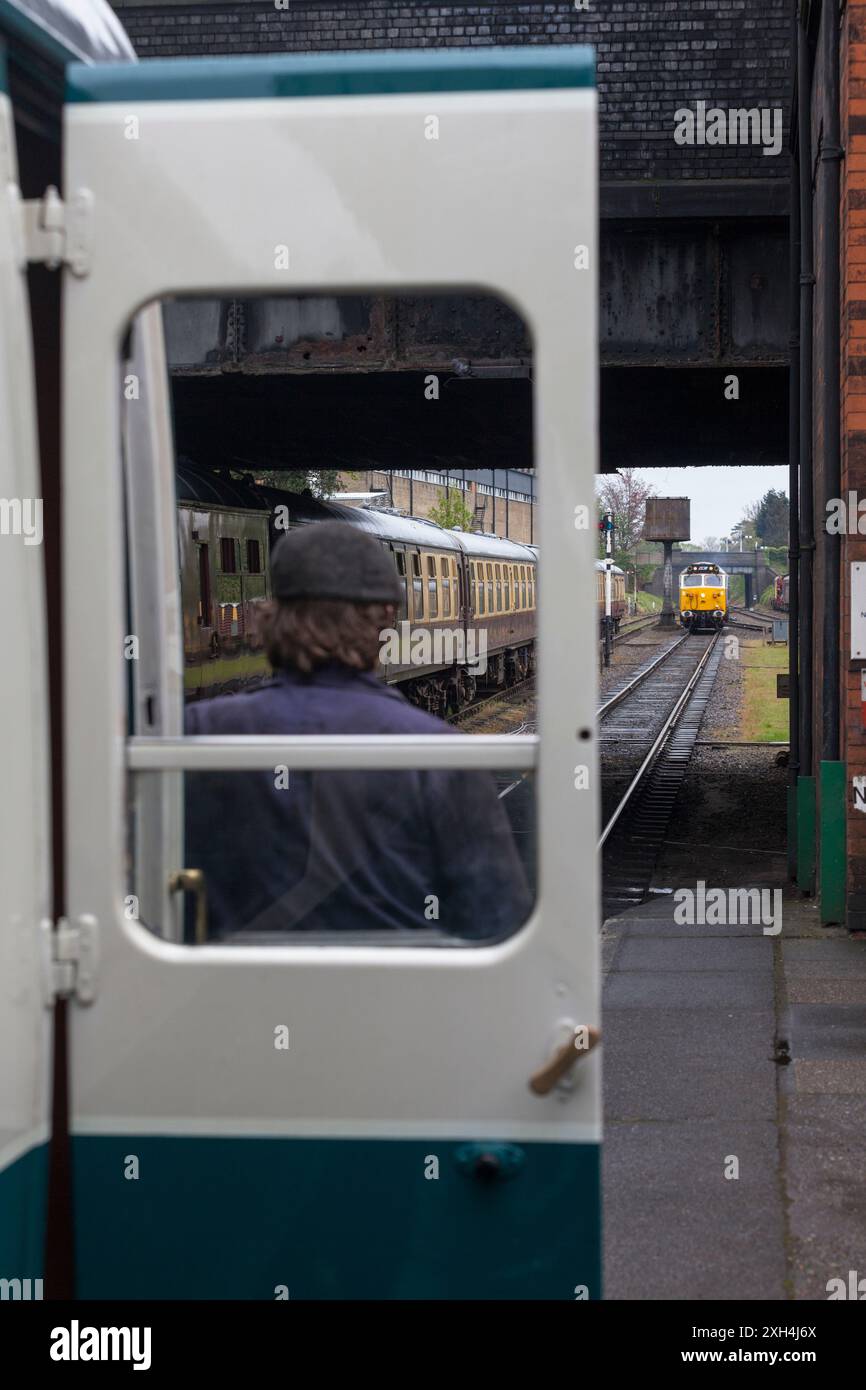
[184,665,532,940]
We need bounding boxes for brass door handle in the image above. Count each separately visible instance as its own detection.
[529,1025,601,1095]
[169,868,208,944]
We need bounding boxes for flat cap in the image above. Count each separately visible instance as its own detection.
[271,520,402,604]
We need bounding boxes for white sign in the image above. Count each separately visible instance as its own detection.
[853,563,866,659]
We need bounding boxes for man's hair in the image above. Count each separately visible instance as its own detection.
[256,597,394,675]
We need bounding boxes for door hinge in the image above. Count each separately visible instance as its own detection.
[41,915,99,1005]
[15,184,93,277]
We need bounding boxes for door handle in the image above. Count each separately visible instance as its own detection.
[169,868,208,944]
[529,1024,600,1095]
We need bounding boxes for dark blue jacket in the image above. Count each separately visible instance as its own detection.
[184,665,532,940]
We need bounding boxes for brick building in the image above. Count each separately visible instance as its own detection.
[794,0,866,930]
[340,467,537,541]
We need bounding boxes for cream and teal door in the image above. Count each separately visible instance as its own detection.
[62,48,600,1298]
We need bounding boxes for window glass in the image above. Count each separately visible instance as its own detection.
[427,554,439,619]
[220,537,237,573]
[521,568,527,609]
[394,550,409,620]
[412,552,424,618]
[123,291,537,947]
[440,556,451,618]
[165,768,537,944]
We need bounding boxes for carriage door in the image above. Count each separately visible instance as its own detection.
[0,72,52,1285]
[62,48,599,1297]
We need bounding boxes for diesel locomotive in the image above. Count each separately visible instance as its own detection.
[679,562,728,631]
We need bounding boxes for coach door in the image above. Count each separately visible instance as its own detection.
[0,75,52,1283]
[62,48,599,1297]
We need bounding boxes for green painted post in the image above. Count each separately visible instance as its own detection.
[797,775,816,895]
[819,761,846,925]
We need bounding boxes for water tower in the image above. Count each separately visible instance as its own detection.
[644,498,691,627]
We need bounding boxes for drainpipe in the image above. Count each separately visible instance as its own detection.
[820,1,845,923]
[788,42,801,884]
[798,8,816,894]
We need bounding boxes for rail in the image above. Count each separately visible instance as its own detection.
[598,631,721,849]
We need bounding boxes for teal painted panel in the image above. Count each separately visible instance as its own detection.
[819,760,846,925]
[67,45,595,105]
[73,1135,600,1300]
[0,1143,47,1282]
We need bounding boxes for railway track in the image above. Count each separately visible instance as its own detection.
[728,604,774,633]
[597,612,660,659]
[447,676,535,727]
[599,631,724,918]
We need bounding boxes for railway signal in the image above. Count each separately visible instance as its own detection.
[601,512,614,667]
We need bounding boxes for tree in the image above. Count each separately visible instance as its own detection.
[754,488,789,547]
[595,469,656,559]
[427,491,475,531]
[252,469,343,498]
[730,499,761,547]
[702,536,720,551]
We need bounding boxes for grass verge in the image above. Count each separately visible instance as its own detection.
[739,639,789,742]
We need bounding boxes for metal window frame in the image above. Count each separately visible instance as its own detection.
[128,733,538,773]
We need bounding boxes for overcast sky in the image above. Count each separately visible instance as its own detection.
[629,465,790,545]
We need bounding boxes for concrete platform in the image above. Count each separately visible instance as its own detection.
[602,877,866,1300]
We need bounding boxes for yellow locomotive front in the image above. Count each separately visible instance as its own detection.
[679,563,728,631]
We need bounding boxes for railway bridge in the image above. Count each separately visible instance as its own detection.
[644,549,777,606]
[112,0,791,477]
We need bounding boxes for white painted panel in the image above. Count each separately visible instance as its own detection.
[0,93,51,1174]
[64,86,599,1139]
[852,562,866,660]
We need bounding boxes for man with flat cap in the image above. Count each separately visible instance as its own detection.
[184,520,531,941]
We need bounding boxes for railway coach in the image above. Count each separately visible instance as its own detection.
[0,0,600,1301]
[178,459,538,713]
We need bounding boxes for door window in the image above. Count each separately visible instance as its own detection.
[122,293,539,947]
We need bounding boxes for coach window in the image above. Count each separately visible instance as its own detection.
[123,292,537,949]
[427,555,439,619]
[440,556,451,618]
[246,538,262,574]
[394,551,409,620]
[411,552,424,618]
[220,537,238,574]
